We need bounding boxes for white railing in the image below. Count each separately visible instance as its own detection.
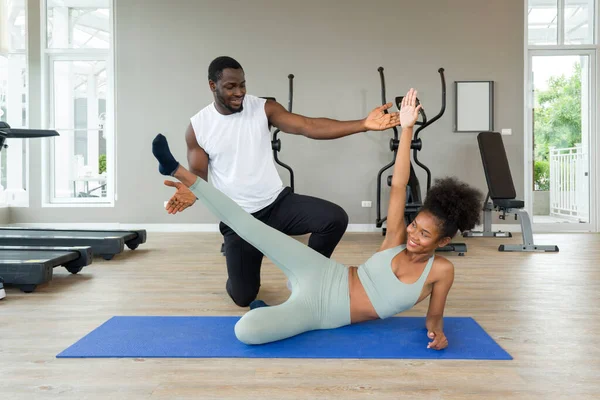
[549,144,589,222]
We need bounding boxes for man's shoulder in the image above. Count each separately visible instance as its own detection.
[189,103,218,129]
[245,95,270,119]
[245,94,263,101]
[191,102,214,117]
[244,94,268,107]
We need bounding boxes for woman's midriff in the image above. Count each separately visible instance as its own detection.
[348,266,380,324]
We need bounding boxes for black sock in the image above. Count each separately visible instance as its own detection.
[152,133,180,176]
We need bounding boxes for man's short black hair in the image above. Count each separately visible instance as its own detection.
[208,56,243,82]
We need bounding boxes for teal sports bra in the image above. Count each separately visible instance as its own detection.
[357,244,435,319]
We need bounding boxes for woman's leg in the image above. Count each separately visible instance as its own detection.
[235,261,352,345]
[152,134,335,281]
[186,173,336,280]
[234,296,317,344]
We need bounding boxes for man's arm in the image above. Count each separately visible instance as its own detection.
[265,99,399,140]
[185,123,209,181]
[425,259,454,350]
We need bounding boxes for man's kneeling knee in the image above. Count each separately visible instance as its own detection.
[333,206,349,232]
[226,282,259,308]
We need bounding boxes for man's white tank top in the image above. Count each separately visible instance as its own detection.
[190,94,284,213]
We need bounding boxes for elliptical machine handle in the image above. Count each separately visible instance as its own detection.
[287,74,294,113]
[412,67,446,192]
[271,74,296,192]
[378,67,398,135]
[375,66,400,228]
[427,67,446,124]
[378,67,387,107]
[415,68,446,138]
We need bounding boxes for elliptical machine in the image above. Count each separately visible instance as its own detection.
[220,74,296,255]
[270,74,296,192]
[374,67,467,256]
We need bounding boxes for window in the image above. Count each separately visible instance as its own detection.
[47,6,110,49]
[528,0,559,45]
[0,0,29,206]
[525,0,598,230]
[564,0,596,44]
[43,0,113,205]
[528,0,596,45]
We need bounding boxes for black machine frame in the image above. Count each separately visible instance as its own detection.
[374,67,467,256]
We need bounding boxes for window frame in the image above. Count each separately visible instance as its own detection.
[528,0,597,47]
[524,0,600,232]
[0,0,30,207]
[40,0,115,207]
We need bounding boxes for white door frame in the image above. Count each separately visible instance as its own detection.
[524,49,598,233]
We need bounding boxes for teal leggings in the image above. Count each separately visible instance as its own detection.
[188,177,351,345]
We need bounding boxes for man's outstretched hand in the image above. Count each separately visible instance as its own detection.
[364,102,401,131]
[164,180,196,214]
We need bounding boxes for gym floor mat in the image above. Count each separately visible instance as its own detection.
[57,316,512,360]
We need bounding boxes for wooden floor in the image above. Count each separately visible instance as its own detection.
[1,231,599,399]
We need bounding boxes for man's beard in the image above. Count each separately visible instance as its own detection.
[216,90,243,114]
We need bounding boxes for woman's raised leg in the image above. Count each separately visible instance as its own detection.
[152,134,336,281]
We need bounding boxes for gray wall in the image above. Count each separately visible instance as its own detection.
[0,207,9,224]
[12,0,524,225]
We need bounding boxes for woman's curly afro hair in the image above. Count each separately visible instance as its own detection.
[421,177,484,239]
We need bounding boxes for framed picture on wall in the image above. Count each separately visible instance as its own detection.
[454,81,494,132]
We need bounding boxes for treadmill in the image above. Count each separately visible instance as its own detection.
[1,122,147,260]
[0,245,92,293]
[0,121,59,148]
[0,227,146,260]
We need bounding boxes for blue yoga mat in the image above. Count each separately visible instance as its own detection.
[57,316,512,360]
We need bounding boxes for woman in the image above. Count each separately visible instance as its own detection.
[152,89,483,350]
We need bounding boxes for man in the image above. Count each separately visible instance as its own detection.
[164,56,400,307]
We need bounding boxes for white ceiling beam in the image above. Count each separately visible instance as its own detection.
[7,2,24,27]
[73,12,109,33]
[529,0,591,6]
[47,0,109,8]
